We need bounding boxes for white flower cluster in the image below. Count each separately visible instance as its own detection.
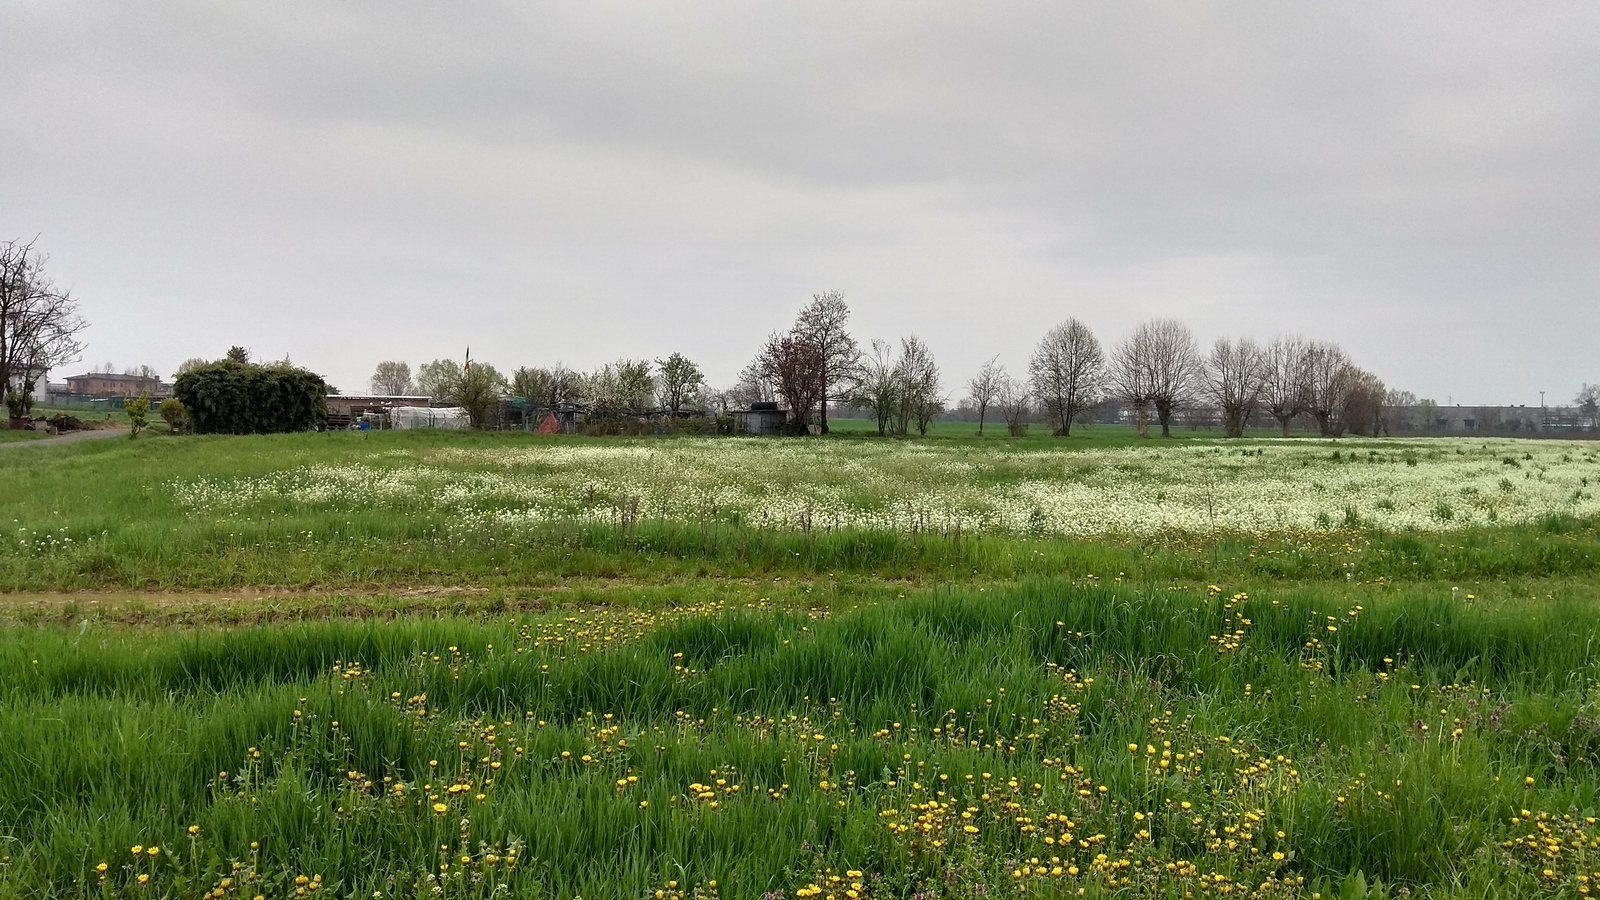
[167,437,1600,536]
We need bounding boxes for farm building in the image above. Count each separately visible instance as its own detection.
[732,402,788,436]
[390,406,468,429]
[323,394,432,429]
[63,372,171,398]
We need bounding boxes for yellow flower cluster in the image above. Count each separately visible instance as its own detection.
[1501,810,1600,894]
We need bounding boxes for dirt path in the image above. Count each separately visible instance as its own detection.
[0,427,130,447]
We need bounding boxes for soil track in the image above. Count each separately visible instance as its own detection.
[0,427,129,447]
[0,585,541,626]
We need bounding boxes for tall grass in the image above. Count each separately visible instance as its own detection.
[3,582,1598,897]
[1,498,1597,591]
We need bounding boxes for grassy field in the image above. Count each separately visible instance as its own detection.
[2,429,1599,898]
[0,429,49,444]
[1,429,1597,591]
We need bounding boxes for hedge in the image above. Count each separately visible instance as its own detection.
[172,361,329,434]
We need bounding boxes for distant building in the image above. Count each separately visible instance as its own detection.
[323,394,432,429]
[64,372,170,398]
[4,365,50,398]
[732,402,788,436]
[1389,404,1573,434]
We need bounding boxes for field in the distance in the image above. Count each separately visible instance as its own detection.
[3,429,1599,590]
[2,429,1599,899]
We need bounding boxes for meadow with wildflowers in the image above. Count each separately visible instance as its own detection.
[1,429,1599,898]
[1,430,1598,590]
[164,436,1600,536]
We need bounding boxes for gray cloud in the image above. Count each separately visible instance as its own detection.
[2,1,1596,404]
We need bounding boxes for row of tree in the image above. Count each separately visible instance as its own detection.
[369,353,710,430]
[732,294,1389,438]
[369,293,1392,438]
[728,291,949,436]
[0,236,1586,438]
[991,320,1389,438]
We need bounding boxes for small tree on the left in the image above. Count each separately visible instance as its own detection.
[125,391,151,438]
[160,397,189,434]
[1,239,86,428]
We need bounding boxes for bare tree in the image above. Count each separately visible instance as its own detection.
[964,355,1004,436]
[1029,319,1104,437]
[853,339,900,436]
[416,359,461,402]
[1416,397,1440,432]
[1261,336,1311,437]
[176,357,209,377]
[727,362,775,409]
[1201,337,1265,438]
[0,240,87,409]
[894,335,942,436]
[369,360,415,395]
[792,290,862,434]
[655,352,706,416]
[1303,341,1352,436]
[1577,384,1600,429]
[510,367,550,405]
[543,364,580,409]
[1111,319,1200,437]
[1382,389,1418,434]
[511,365,580,411]
[451,362,507,429]
[1109,329,1153,437]
[754,332,825,435]
[995,374,1032,437]
[1336,366,1386,437]
[1143,320,1201,437]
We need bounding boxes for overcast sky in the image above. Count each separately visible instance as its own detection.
[3,2,1596,405]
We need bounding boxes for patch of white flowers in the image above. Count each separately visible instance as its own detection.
[167,438,1600,536]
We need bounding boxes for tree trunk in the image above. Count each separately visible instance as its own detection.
[1156,401,1173,437]
[1135,401,1149,437]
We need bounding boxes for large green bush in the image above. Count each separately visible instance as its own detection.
[172,361,328,434]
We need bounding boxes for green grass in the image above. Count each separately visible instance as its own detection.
[3,430,1600,897]
[823,417,1320,442]
[2,582,1598,898]
[0,429,49,443]
[0,429,1596,591]
[26,402,133,425]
